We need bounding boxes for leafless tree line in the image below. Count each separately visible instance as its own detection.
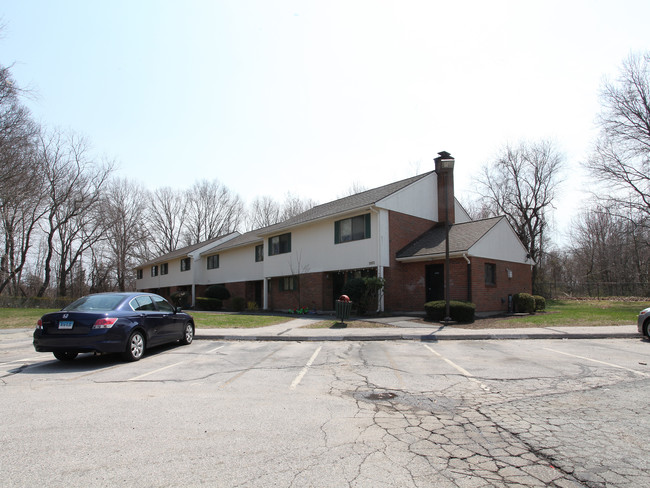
[0,62,315,299]
[471,52,650,297]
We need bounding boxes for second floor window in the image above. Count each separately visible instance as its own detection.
[136,269,143,280]
[255,244,264,262]
[161,263,169,275]
[151,265,158,277]
[180,258,191,272]
[207,255,219,269]
[335,214,371,244]
[269,233,291,256]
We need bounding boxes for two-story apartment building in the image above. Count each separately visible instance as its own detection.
[136,160,533,313]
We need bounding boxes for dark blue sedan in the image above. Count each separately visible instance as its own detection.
[34,292,195,361]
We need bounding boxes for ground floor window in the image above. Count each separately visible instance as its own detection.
[279,276,298,291]
[485,263,496,286]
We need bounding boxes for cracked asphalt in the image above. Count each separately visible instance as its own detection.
[1,336,649,487]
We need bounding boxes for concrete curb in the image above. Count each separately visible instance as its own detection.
[195,331,641,342]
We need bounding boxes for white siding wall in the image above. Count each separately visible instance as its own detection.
[136,258,194,290]
[203,245,265,284]
[263,212,381,278]
[376,173,437,221]
[470,219,529,264]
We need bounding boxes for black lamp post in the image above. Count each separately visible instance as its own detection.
[434,151,455,324]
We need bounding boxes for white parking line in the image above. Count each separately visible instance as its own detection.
[290,346,322,390]
[207,345,225,354]
[544,348,650,377]
[423,344,491,392]
[0,357,44,366]
[128,361,186,381]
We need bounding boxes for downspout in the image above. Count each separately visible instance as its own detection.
[463,253,471,303]
[370,207,384,313]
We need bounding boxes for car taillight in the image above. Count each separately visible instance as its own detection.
[93,318,118,329]
[36,319,43,330]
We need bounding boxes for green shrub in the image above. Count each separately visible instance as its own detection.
[195,297,222,311]
[170,291,190,308]
[205,284,231,300]
[424,300,475,323]
[231,297,246,312]
[533,295,546,312]
[514,293,535,314]
[341,276,386,315]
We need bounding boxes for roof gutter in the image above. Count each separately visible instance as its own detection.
[396,251,470,263]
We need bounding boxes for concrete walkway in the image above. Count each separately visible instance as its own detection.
[193,316,642,342]
[2,318,641,343]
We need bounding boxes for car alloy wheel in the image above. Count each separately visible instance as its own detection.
[181,322,194,345]
[124,331,145,361]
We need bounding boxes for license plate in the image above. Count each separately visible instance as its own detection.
[58,321,74,330]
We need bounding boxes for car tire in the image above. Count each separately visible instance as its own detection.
[645,320,650,339]
[123,331,145,362]
[54,351,78,361]
[180,322,194,345]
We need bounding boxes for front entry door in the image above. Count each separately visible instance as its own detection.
[425,264,444,302]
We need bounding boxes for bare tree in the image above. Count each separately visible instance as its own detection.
[248,195,281,230]
[475,140,564,289]
[147,187,187,255]
[585,51,650,226]
[103,178,150,291]
[279,192,316,221]
[0,63,42,295]
[0,63,39,199]
[183,179,244,245]
[36,129,113,297]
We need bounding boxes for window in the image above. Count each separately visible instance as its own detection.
[255,244,264,262]
[151,265,158,277]
[152,295,174,312]
[335,214,371,244]
[136,269,143,280]
[160,263,168,275]
[207,254,219,270]
[485,263,496,286]
[279,276,298,291]
[269,233,291,256]
[180,257,191,272]
[130,295,155,311]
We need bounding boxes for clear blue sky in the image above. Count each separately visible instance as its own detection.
[2,1,650,242]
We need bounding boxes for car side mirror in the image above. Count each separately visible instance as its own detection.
[175,306,183,314]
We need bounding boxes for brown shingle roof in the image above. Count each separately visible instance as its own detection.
[396,217,503,259]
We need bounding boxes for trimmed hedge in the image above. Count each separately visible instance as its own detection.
[195,297,223,311]
[170,291,190,308]
[205,284,231,300]
[533,295,546,312]
[514,293,535,314]
[424,300,475,323]
[231,297,246,312]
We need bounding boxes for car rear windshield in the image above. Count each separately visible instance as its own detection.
[64,295,125,311]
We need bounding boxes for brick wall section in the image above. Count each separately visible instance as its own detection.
[383,211,437,311]
[470,258,532,312]
[268,272,331,312]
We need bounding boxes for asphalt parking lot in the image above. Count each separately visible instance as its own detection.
[1,334,649,487]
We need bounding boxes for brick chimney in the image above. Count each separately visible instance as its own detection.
[434,151,455,224]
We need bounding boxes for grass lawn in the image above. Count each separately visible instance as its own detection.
[188,312,289,329]
[304,320,393,329]
[453,299,646,329]
[0,300,646,330]
[0,308,58,329]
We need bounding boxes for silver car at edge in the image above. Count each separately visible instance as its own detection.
[638,306,650,338]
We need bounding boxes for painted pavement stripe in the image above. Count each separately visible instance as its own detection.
[290,345,322,390]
